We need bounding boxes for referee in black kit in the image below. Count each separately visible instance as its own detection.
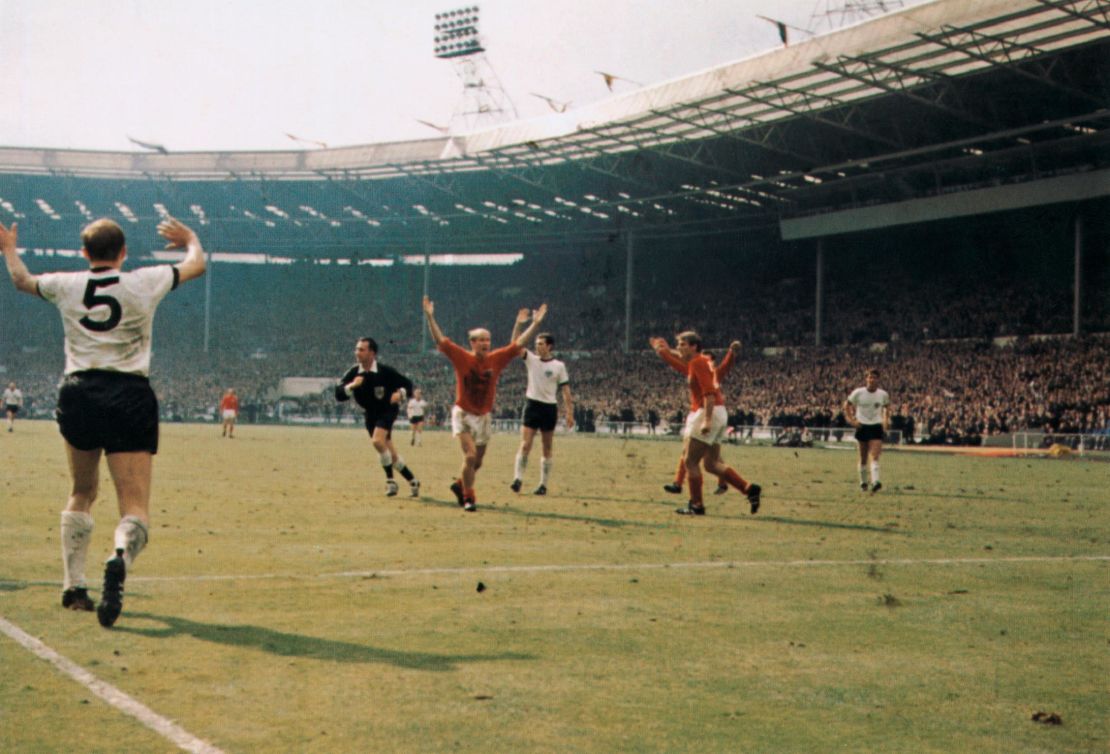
[336,337,422,498]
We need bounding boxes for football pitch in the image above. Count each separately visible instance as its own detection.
[1,421,1107,753]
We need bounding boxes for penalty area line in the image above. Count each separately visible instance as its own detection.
[116,553,1110,584]
[0,615,225,754]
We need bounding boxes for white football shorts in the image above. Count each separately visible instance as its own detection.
[683,405,729,446]
[451,405,493,446]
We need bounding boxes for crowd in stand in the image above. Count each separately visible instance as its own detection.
[5,333,1108,445]
[4,221,1109,444]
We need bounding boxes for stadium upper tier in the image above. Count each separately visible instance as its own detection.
[1,0,1107,253]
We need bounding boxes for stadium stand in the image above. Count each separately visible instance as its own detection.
[2,0,1107,445]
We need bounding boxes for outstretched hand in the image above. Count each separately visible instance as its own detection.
[515,307,530,325]
[532,303,548,322]
[729,340,742,354]
[649,336,668,351]
[0,222,17,254]
[157,218,197,249]
[422,296,435,316]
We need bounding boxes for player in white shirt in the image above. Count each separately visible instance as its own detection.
[406,388,429,446]
[1,216,205,626]
[843,368,891,493]
[507,324,574,495]
[3,382,23,432]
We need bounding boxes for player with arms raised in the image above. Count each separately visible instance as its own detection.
[1,216,205,627]
[423,296,547,511]
[508,323,574,496]
[651,331,761,516]
[660,341,742,496]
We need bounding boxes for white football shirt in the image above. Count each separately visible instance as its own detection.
[523,351,569,405]
[3,388,23,407]
[406,397,428,419]
[846,386,890,425]
[37,265,177,376]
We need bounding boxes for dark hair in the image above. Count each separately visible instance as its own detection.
[677,330,702,350]
[867,368,880,377]
[536,332,554,347]
[358,337,379,353]
[81,219,126,262]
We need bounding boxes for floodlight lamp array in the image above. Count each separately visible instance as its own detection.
[434,6,483,58]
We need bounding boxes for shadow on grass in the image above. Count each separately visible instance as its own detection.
[426,495,904,533]
[426,496,663,529]
[116,612,534,671]
[754,515,907,534]
[893,490,1025,503]
[0,580,30,592]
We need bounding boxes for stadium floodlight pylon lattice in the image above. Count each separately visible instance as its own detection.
[809,0,907,33]
[433,5,518,132]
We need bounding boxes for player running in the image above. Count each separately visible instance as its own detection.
[1,216,205,627]
[423,296,547,512]
[660,341,742,497]
[335,337,421,498]
[651,332,761,516]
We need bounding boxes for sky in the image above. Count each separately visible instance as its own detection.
[1,0,927,153]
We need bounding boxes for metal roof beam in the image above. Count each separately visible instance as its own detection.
[729,82,907,152]
[813,56,1001,132]
[916,26,1107,106]
[649,105,824,164]
[574,123,755,183]
[1036,0,1110,30]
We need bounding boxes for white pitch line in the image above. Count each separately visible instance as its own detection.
[0,616,225,754]
[117,553,1110,584]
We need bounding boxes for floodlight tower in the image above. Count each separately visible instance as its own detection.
[809,0,906,32]
[434,6,518,132]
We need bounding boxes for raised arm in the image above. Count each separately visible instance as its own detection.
[423,296,447,345]
[650,337,688,374]
[716,340,741,379]
[0,223,38,295]
[513,304,548,348]
[158,218,206,283]
[510,307,530,345]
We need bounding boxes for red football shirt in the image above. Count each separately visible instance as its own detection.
[438,339,521,415]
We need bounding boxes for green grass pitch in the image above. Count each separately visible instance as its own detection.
[1,420,1107,752]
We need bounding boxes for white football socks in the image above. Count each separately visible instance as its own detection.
[60,511,94,590]
[114,515,149,568]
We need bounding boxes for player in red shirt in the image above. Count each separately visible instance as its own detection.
[651,331,761,516]
[219,388,240,438]
[659,341,742,496]
[423,296,548,511]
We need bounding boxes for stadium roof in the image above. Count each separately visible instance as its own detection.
[1,0,1107,252]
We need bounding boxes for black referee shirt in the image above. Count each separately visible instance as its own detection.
[335,363,415,416]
